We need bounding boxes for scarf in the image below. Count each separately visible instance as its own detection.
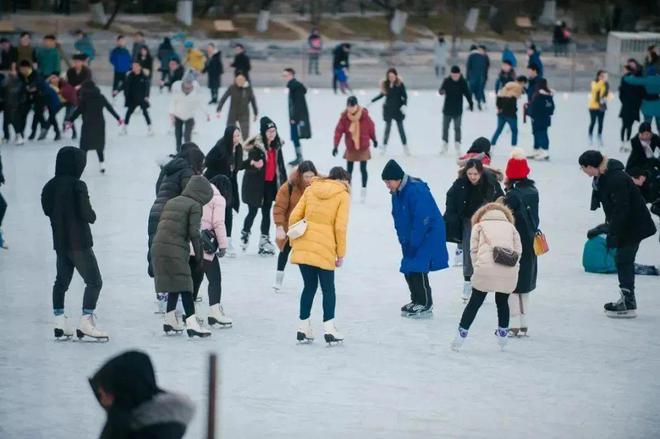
[346,106,363,149]
[641,139,653,158]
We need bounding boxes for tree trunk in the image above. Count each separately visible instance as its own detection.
[177,0,194,27]
[89,0,106,26]
[255,0,272,33]
[198,0,215,18]
[103,0,124,30]
[310,0,322,26]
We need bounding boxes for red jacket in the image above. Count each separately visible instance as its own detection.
[333,108,376,151]
[59,80,79,106]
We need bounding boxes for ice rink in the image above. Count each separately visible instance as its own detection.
[1,85,659,438]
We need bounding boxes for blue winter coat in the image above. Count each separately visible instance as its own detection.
[390,176,449,274]
[527,91,555,130]
[109,47,132,73]
[528,50,544,77]
[502,48,517,68]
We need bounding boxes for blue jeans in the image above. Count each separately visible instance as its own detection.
[299,264,336,321]
[469,79,485,104]
[290,121,300,148]
[533,128,549,150]
[491,115,518,146]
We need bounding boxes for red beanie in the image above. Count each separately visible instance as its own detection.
[505,148,531,180]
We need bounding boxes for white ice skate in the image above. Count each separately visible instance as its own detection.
[380,144,387,156]
[360,188,367,204]
[453,246,463,267]
[588,134,594,148]
[185,315,211,338]
[155,293,167,314]
[527,150,541,160]
[147,125,154,136]
[495,327,509,350]
[54,315,74,340]
[296,318,314,343]
[454,141,461,155]
[462,281,472,303]
[119,125,127,136]
[403,144,411,156]
[620,141,631,153]
[440,142,448,155]
[163,310,185,334]
[207,304,232,328]
[15,134,24,145]
[450,327,468,351]
[596,134,604,149]
[77,314,109,342]
[535,150,550,161]
[323,319,344,344]
[273,271,284,292]
[225,238,237,258]
[258,235,275,256]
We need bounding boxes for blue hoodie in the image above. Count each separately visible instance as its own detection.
[109,46,132,73]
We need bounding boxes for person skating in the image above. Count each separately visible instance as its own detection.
[272,161,318,292]
[503,149,540,337]
[230,43,251,79]
[122,61,152,135]
[618,61,644,152]
[109,35,132,98]
[382,160,449,317]
[0,150,6,249]
[494,60,516,94]
[205,126,243,258]
[64,54,91,139]
[203,42,223,104]
[89,350,195,438]
[73,30,95,65]
[283,67,311,166]
[588,70,610,148]
[65,80,122,173]
[623,69,660,134]
[625,122,660,174]
[152,175,214,338]
[216,73,258,141]
[578,150,657,318]
[439,66,473,154]
[490,78,526,149]
[169,72,209,153]
[36,35,61,78]
[289,167,351,344]
[41,146,107,341]
[434,34,448,78]
[466,45,487,110]
[444,158,504,302]
[41,73,66,141]
[525,78,555,160]
[1,73,24,144]
[331,43,351,93]
[451,202,522,351]
[136,45,154,89]
[162,58,185,93]
[527,44,544,78]
[371,68,409,156]
[333,96,377,203]
[17,60,48,142]
[240,117,287,255]
[157,37,178,92]
[525,64,542,102]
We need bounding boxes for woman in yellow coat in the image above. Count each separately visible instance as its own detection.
[588,70,609,148]
[183,41,206,73]
[289,167,351,344]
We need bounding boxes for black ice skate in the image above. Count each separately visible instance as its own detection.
[240,230,250,252]
[400,302,415,313]
[604,289,637,318]
[401,304,433,318]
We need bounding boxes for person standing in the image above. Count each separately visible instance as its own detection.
[466,45,487,110]
[1,73,24,144]
[439,65,473,154]
[331,43,350,94]
[444,158,504,302]
[65,80,122,174]
[203,42,223,104]
[273,161,318,292]
[230,43,251,79]
[109,35,132,98]
[0,151,6,249]
[16,32,37,69]
[333,95,377,203]
[622,69,660,134]
[382,160,448,317]
[205,126,243,258]
[41,146,108,341]
[136,45,154,88]
[290,166,351,344]
[618,61,644,152]
[434,34,448,78]
[526,78,555,161]
[578,150,656,318]
[73,30,95,65]
[588,70,609,148]
[183,41,205,75]
[450,202,522,351]
[625,122,660,173]
[502,45,517,69]
[17,60,48,141]
[494,60,516,94]
[162,59,184,92]
[307,28,322,75]
[525,64,542,102]
[0,38,18,74]
[527,44,543,78]
[240,117,287,255]
[121,62,152,135]
[131,31,147,59]
[491,78,526,148]
[36,35,61,77]
[157,37,178,91]
[65,53,92,140]
[371,68,409,156]
[283,68,311,166]
[152,176,213,338]
[168,73,209,152]
[216,73,258,141]
[503,149,539,337]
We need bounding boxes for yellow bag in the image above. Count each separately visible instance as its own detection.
[533,231,549,256]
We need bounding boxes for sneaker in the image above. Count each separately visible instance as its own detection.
[77,314,109,341]
[450,327,468,351]
[604,288,637,318]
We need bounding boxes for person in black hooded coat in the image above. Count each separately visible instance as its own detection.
[618,61,644,149]
[89,350,195,439]
[625,122,660,173]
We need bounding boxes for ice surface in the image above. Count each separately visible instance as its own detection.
[1,87,659,439]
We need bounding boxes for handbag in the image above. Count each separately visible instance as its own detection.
[287,219,308,240]
[481,227,520,267]
[533,230,549,256]
[201,229,218,254]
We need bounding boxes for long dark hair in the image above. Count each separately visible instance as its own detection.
[595,69,605,81]
[328,166,350,181]
[532,78,550,100]
[459,158,484,178]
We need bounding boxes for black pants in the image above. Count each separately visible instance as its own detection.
[243,181,277,236]
[166,291,195,317]
[442,114,462,143]
[87,149,105,163]
[459,289,510,330]
[620,118,636,142]
[64,104,77,138]
[616,242,639,293]
[225,205,233,238]
[112,71,126,93]
[277,241,292,271]
[192,256,223,306]
[299,264,336,321]
[45,106,61,137]
[209,86,219,102]
[384,119,407,146]
[30,101,47,135]
[346,161,368,188]
[125,103,151,126]
[0,192,6,226]
[52,248,103,313]
[588,109,605,136]
[404,272,432,307]
[160,70,170,89]
[2,109,18,139]
[174,117,194,152]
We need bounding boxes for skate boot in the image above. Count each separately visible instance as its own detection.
[527,149,541,160]
[597,134,604,149]
[28,131,36,140]
[403,144,411,156]
[15,134,24,145]
[450,327,468,351]
[53,133,61,141]
[155,293,167,314]
[440,142,448,155]
[462,281,472,303]
[163,311,184,334]
[207,304,233,328]
[508,328,520,337]
[185,315,211,338]
[495,327,509,350]
[454,141,461,155]
[273,271,284,292]
[588,134,594,148]
[604,288,637,318]
[258,234,276,256]
[147,125,154,136]
[240,230,250,252]
[0,229,7,249]
[323,319,344,344]
[402,303,433,318]
[54,314,74,340]
[77,314,109,341]
[381,143,388,156]
[536,150,550,161]
[120,125,127,135]
[620,140,631,153]
[226,238,237,258]
[37,127,48,141]
[297,318,314,343]
[360,187,367,204]
[453,246,463,267]
[400,302,415,313]
[99,162,106,174]
[288,154,303,167]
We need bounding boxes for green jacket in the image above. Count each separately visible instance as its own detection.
[36,47,61,76]
[151,176,213,293]
[623,75,660,117]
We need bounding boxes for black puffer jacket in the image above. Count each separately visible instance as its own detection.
[204,125,242,212]
[41,147,96,251]
[371,78,407,122]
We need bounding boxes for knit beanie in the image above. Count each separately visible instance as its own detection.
[468,137,491,155]
[505,148,531,180]
[381,160,405,181]
[260,116,276,135]
[578,150,604,168]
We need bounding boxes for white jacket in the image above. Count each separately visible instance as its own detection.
[169,80,207,121]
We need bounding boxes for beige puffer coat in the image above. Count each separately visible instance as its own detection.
[470,203,522,294]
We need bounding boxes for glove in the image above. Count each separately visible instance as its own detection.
[276,226,286,241]
[332,147,338,157]
[606,233,618,249]
[372,139,378,148]
[217,248,227,258]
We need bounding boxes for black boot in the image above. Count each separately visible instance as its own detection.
[604,288,637,318]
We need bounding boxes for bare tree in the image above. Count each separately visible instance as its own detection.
[104,0,125,30]
[89,0,107,25]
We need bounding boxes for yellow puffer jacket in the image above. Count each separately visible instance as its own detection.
[289,178,350,271]
[185,48,206,72]
[588,80,607,110]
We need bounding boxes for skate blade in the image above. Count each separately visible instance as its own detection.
[324,334,344,345]
[163,324,184,335]
[401,311,433,319]
[297,332,313,343]
[54,334,73,342]
[75,330,109,342]
[208,318,232,328]
[186,330,212,338]
[605,310,637,319]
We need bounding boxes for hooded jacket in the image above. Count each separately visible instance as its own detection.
[190,182,228,261]
[273,170,309,251]
[289,178,350,271]
[151,176,214,293]
[527,89,555,129]
[168,80,206,120]
[241,120,287,207]
[41,147,96,251]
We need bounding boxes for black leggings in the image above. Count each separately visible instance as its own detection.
[243,181,276,236]
[620,118,635,142]
[459,288,510,330]
[192,256,223,306]
[384,119,407,145]
[112,71,126,92]
[225,205,233,238]
[0,191,6,226]
[346,161,368,188]
[125,103,152,126]
[52,249,103,313]
[166,291,195,317]
[588,109,605,136]
[277,241,292,271]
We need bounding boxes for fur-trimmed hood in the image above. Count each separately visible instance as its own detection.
[498,81,523,98]
[130,392,195,431]
[472,202,515,226]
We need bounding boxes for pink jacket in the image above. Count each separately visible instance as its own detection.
[190,184,228,260]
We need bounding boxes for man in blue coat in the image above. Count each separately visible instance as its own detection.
[382,160,449,317]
